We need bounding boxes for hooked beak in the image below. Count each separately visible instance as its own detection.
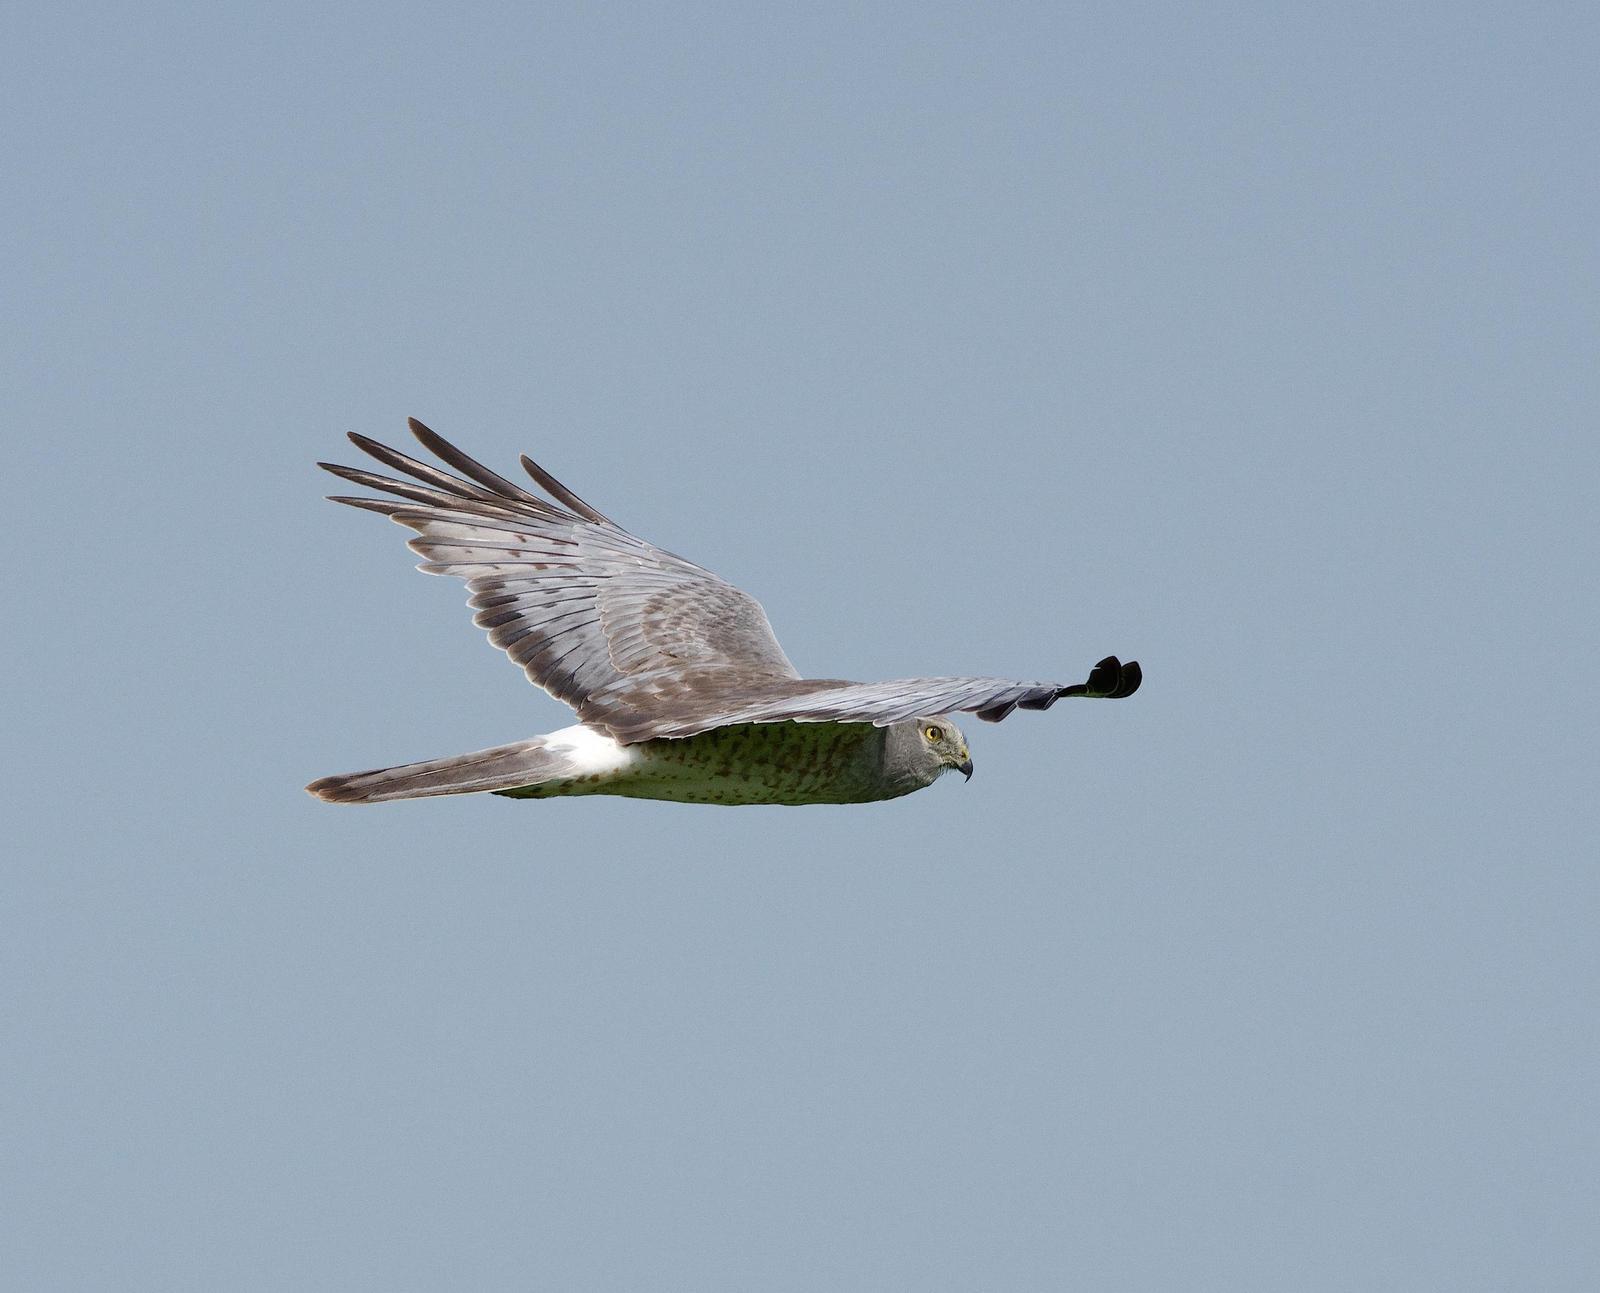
[957,757,974,781]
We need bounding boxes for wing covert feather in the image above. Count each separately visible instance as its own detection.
[321,421,801,726]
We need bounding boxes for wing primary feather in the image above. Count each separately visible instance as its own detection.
[406,418,555,511]
[1059,656,1133,699]
[346,432,507,505]
[1110,660,1142,698]
[519,454,614,526]
[320,463,526,516]
[326,495,408,515]
[976,701,1020,722]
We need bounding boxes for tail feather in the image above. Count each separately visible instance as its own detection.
[307,737,558,804]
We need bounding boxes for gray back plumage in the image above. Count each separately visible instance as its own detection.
[320,421,1140,744]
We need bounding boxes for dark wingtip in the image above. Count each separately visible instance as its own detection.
[345,430,394,461]
[406,416,457,460]
[518,453,614,526]
[407,416,453,456]
[325,495,408,514]
[1060,655,1142,700]
[975,700,1019,723]
[405,416,448,456]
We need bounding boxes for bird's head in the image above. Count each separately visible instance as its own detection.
[886,715,973,788]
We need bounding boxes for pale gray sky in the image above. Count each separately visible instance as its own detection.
[6,2,1597,1288]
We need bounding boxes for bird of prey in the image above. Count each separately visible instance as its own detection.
[306,420,1141,807]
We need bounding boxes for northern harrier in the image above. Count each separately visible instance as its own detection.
[307,420,1141,807]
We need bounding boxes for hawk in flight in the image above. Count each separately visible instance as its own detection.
[307,420,1141,807]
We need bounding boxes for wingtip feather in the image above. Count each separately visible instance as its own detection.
[1058,655,1143,700]
[519,453,614,526]
[305,775,359,803]
[325,495,408,514]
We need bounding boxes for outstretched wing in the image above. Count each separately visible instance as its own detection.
[592,656,1142,742]
[320,420,802,726]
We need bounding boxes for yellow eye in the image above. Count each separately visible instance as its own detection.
[924,726,941,743]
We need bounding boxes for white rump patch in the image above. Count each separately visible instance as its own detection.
[543,723,636,775]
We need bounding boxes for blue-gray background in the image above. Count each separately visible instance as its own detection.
[6,3,1596,1288]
